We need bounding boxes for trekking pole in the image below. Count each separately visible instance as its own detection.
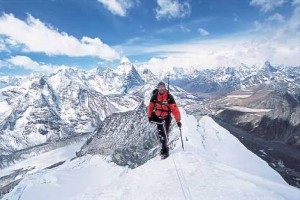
[167,72,170,93]
[179,127,184,150]
[161,120,169,144]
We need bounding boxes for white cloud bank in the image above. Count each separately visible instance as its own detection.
[155,0,191,20]
[137,36,299,74]
[121,2,300,73]
[0,13,120,60]
[97,0,136,17]
[7,55,68,72]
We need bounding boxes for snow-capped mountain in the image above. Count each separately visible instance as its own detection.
[0,60,145,153]
[0,57,200,156]
[1,59,300,194]
[138,68,158,85]
[93,57,145,94]
[170,62,300,95]
[0,76,26,89]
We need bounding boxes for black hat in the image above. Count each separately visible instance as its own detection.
[157,82,165,87]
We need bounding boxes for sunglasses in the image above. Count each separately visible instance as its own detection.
[158,86,165,90]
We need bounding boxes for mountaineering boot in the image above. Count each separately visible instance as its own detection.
[161,151,169,159]
[160,147,169,159]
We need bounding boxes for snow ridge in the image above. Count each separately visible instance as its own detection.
[2,110,299,200]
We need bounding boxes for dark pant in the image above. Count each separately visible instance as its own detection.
[152,114,171,153]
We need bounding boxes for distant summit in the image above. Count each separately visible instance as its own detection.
[263,61,278,73]
[120,56,131,64]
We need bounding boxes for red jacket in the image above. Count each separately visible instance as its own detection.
[147,90,181,122]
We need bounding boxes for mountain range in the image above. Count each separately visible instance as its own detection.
[171,61,300,96]
[0,59,300,191]
[0,59,144,154]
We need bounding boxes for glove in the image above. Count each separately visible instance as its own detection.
[177,121,182,128]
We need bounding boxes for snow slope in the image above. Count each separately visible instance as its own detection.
[0,142,84,178]
[2,111,299,200]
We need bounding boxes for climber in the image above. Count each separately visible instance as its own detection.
[147,81,182,159]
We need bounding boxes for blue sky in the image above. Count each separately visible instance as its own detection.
[0,0,299,75]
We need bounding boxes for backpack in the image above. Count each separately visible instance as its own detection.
[151,89,171,102]
[151,89,173,116]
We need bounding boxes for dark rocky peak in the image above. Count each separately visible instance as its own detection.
[39,77,47,86]
[282,92,299,108]
[263,61,278,73]
[224,67,236,74]
[56,67,79,74]
[77,103,165,168]
[141,68,155,79]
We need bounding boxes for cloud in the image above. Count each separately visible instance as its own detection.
[0,13,120,60]
[0,36,25,53]
[267,13,285,22]
[198,28,210,36]
[120,7,299,72]
[117,2,299,72]
[156,24,191,34]
[0,39,7,51]
[7,56,54,72]
[250,0,286,12]
[145,39,275,68]
[293,0,300,5]
[135,34,299,75]
[97,0,136,16]
[179,25,191,32]
[289,2,300,30]
[6,55,72,72]
[155,0,191,20]
[0,60,5,68]
[253,3,299,38]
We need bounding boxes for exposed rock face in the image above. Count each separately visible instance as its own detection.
[214,90,300,148]
[211,88,300,188]
[77,104,165,168]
